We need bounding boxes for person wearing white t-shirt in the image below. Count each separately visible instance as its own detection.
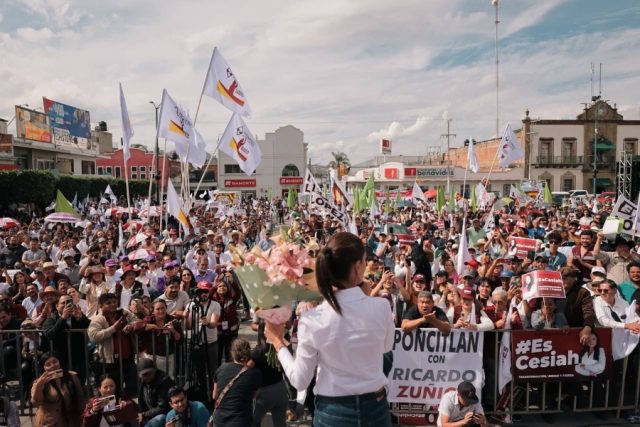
[157,279,190,319]
[437,381,487,427]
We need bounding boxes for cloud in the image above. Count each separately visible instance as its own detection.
[367,116,433,143]
[15,27,54,42]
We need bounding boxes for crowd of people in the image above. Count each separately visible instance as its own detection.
[0,191,638,426]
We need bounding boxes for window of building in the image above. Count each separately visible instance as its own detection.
[459,184,470,198]
[224,164,242,174]
[563,179,573,192]
[561,138,576,163]
[106,166,113,175]
[81,161,95,175]
[97,167,103,175]
[114,167,120,178]
[539,138,553,162]
[624,138,638,155]
[132,172,138,179]
[131,166,137,174]
[503,184,510,198]
[36,159,55,171]
[281,164,300,177]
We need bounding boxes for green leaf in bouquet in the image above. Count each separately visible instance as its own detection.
[235,265,322,310]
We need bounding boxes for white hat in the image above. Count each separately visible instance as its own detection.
[591,266,606,276]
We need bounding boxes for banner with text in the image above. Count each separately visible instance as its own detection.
[521,270,566,301]
[388,329,484,407]
[610,195,640,235]
[508,237,537,259]
[511,328,612,382]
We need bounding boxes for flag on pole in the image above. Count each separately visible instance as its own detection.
[483,205,495,233]
[456,218,473,275]
[157,89,195,149]
[498,300,516,391]
[412,181,425,204]
[202,47,252,117]
[303,169,322,194]
[119,83,134,163]
[55,190,79,216]
[104,185,117,204]
[174,127,207,168]
[449,191,456,213]
[287,188,296,210]
[634,189,640,238]
[384,190,391,216]
[71,193,78,209]
[353,188,360,213]
[497,124,524,168]
[166,179,191,235]
[467,139,479,173]
[349,216,359,236]
[436,187,445,212]
[394,188,402,208]
[219,113,262,176]
[45,199,56,212]
[369,198,379,221]
[470,185,477,213]
[331,177,353,209]
[543,181,552,204]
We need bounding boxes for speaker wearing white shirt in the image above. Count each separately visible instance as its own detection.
[266,232,395,427]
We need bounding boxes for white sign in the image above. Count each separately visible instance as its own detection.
[388,329,484,406]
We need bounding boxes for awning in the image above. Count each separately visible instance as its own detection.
[592,178,613,186]
[595,141,614,150]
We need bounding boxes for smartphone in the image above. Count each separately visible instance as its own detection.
[527,251,535,261]
[65,299,73,308]
[383,266,391,273]
[52,369,64,379]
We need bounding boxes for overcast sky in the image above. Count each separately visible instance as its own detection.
[1,0,639,165]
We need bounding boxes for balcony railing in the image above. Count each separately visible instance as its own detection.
[535,155,583,166]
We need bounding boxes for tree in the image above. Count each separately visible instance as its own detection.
[328,151,351,169]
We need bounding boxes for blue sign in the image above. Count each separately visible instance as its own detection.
[43,97,92,149]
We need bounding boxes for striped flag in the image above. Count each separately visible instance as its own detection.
[166,179,191,235]
[202,47,252,117]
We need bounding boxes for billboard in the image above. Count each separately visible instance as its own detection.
[15,106,51,143]
[381,138,392,154]
[42,97,92,149]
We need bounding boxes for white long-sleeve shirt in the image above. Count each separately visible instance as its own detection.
[575,348,606,376]
[278,286,395,397]
[594,295,629,329]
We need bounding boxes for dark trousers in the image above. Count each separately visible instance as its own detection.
[103,358,138,396]
[218,333,237,364]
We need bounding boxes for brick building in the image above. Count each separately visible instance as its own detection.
[96,147,170,185]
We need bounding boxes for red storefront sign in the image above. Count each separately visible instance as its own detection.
[279,177,303,185]
[384,168,398,179]
[404,167,417,177]
[224,179,256,188]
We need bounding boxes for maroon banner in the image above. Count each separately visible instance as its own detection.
[224,179,256,188]
[521,270,566,300]
[508,237,537,258]
[511,328,612,382]
[279,177,303,185]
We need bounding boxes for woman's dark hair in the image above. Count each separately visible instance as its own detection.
[230,338,252,363]
[315,232,365,315]
[96,374,120,398]
[38,352,81,419]
[579,333,601,362]
[179,267,197,290]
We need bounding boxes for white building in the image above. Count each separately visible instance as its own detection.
[524,100,640,193]
[217,125,308,200]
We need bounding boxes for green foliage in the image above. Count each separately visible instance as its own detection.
[0,171,157,208]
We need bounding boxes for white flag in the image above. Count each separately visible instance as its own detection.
[219,113,262,176]
[612,301,640,360]
[349,216,359,236]
[104,185,117,204]
[483,205,495,233]
[174,127,207,168]
[45,200,56,212]
[119,83,134,163]
[467,139,479,173]
[498,300,516,391]
[412,181,425,203]
[166,179,191,236]
[303,169,322,194]
[157,89,195,150]
[115,222,124,257]
[202,47,252,117]
[456,218,473,275]
[370,198,379,221]
[498,124,524,168]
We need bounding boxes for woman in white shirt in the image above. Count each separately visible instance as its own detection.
[575,332,606,377]
[265,232,395,427]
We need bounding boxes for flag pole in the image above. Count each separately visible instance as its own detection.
[123,151,131,212]
[146,151,156,222]
[193,135,223,199]
[161,139,169,230]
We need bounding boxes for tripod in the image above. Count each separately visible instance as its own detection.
[184,296,213,406]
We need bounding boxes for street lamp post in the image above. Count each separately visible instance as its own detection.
[149,101,160,205]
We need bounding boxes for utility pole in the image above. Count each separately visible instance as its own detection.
[591,63,602,195]
[440,118,456,193]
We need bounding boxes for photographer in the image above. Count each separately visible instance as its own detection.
[437,381,488,427]
[185,281,221,388]
[42,293,90,384]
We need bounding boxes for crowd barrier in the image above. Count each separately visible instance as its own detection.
[1,327,638,424]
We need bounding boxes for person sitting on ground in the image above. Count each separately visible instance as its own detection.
[165,386,210,427]
[437,381,488,427]
[137,358,176,427]
[82,374,138,427]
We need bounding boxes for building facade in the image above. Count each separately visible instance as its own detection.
[524,100,640,193]
[217,125,308,200]
[96,147,170,185]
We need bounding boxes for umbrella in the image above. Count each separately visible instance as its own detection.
[0,218,19,229]
[139,206,163,217]
[493,197,514,210]
[44,212,81,223]
[123,221,144,232]
[126,232,151,248]
[424,188,437,199]
[396,200,415,208]
[106,207,138,216]
[128,248,150,261]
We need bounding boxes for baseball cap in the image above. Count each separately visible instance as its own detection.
[412,274,426,283]
[499,270,514,279]
[591,266,606,277]
[62,250,75,259]
[104,259,118,268]
[458,381,479,405]
[460,286,476,300]
[464,259,480,269]
[137,358,156,373]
